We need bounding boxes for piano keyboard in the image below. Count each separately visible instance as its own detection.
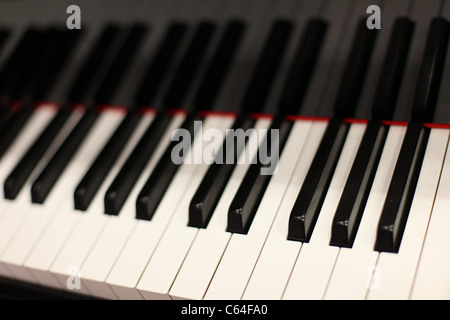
[0,0,450,301]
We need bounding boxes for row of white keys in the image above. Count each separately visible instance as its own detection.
[24,112,174,293]
[168,118,273,300]
[0,107,86,282]
[398,0,450,300]
[240,120,321,300]
[0,106,71,278]
[282,122,366,300]
[1,110,125,286]
[199,0,341,302]
[411,129,450,299]
[166,0,310,300]
[202,119,320,300]
[366,0,450,299]
[107,0,275,300]
[0,106,56,221]
[323,125,407,299]
[366,128,449,300]
[242,0,359,300]
[45,112,172,296]
[284,0,410,300]
[133,115,235,300]
[79,112,184,299]
[105,115,230,300]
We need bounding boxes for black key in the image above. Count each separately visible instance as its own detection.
[189,114,255,228]
[135,113,203,220]
[0,29,9,54]
[74,111,141,210]
[371,18,415,120]
[131,20,246,220]
[241,20,293,113]
[0,29,42,132]
[410,18,450,123]
[31,25,147,204]
[375,122,429,252]
[2,25,122,200]
[148,21,292,222]
[375,18,450,253]
[334,18,378,117]
[330,119,388,247]
[100,112,172,215]
[31,110,97,204]
[193,20,246,110]
[279,19,328,115]
[163,22,216,109]
[0,103,33,158]
[75,23,187,211]
[0,29,48,132]
[134,22,187,107]
[0,106,12,132]
[330,18,414,248]
[27,29,81,102]
[184,20,249,226]
[287,118,349,241]
[189,19,327,229]
[68,24,121,104]
[0,28,42,100]
[0,29,67,158]
[4,109,71,199]
[94,24,147,105]
[287,18,378,242]
[227,116,292,234]
[9,28,61,100]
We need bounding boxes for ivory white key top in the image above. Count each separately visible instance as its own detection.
[0,108,89,283]
[106,115,227,300]
[47,113,182,295]
[323,125,406,300]
[134,115,234,300]
[0,107,60,278]
[282,123,366,300]
[411,132,450,300]
[203,119,323,300]
[168,118,272,300]
[241,121,322,300]
[2,110,123,287]
[24,112,165,291]
[366,128,449,300]
[79,113,179,299]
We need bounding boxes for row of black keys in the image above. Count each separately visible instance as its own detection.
[0,14,448,255]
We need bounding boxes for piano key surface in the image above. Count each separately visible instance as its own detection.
[0,0,449,301]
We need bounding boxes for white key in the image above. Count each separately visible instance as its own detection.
[411,131,450,300]
[323,125,407,300]
[0,108,88,283]
[0,107,59,278]
[168,118,273,300]
[106,115,228,300]
[241,121,323,300]
[24,112,166,292]
[47,113,184,296]
[4,110,124,287]
[203,119,324,300]
[79,112,179,299]
[366,128,449,300]
[135,115,234,300]
[282,123,366,300]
